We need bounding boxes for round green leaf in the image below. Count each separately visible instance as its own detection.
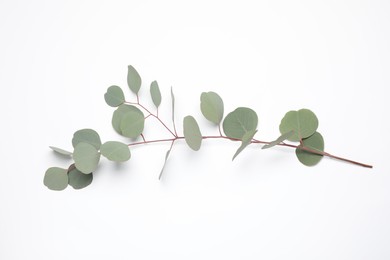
[223,107,258,139]
[68,165,93,189]
[183,115,202,151]
[150,80,162,108]
[44,167,68,191]
[127,65,142,94]
[73,142,100,174]
[200,91,224,124]
[72,129,101,149]
[279,109,319,142]
[104,85,125,107]
[120,111,145,138]
[295,132,324,166]
[112,105,144,135]
[100,141,131,162]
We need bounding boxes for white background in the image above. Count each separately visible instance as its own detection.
[1,0,389,259]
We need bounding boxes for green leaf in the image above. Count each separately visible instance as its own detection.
[223,107,258,139]
[262,131,294,149]
[200,91,224,124]
[171,87,175,126]
[150,80,162,108]
[232,130,257,161]
[49,146,72,156]
[100,141,131,162]
[127,65,142,94]
[44,167,68,191]
[73,142,100,174]
[67,164,93,189]
[120,111,145,138]
[295,132,324,166]
[112,104,144,135]
[183,116,202,151]
[279,109,319,142]
[104,85,125,107]
[72,129,102,150]
[159,147,172,180]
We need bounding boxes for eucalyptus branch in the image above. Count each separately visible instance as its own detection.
[44,65,372,191]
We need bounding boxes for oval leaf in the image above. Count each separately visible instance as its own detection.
[183,116,202,151]
[104,85,125,107]
[72,129,101,149]
[200,91,224,124]
[120,111,145,138]
[171,87,176,126]
[279,109,319,142]
[223,107,258,139]
[150,81,162,108]
[49,146,72,156]
[73,142,100,174]
[44,167,68,191]
[101,141,131,162]
[295,132,324,166]
[112,105,144,135]
[127,65,141,94]
[68,165,93,189]
[159,148,172,180]
[232,130,257,161]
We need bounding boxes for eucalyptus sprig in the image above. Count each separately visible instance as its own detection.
[44,65,372,191]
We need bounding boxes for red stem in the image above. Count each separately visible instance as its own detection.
[125,101,177,137]
[125,101,372,169]
[128,135,372,168]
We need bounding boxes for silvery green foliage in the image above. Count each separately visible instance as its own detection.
[45,65,370,191]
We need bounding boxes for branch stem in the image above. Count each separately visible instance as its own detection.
[128,135,372,168]
[125,101,177,137]
[124,101,372,169]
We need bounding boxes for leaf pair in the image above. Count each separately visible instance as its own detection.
[278,109,324,166]
[71,129,131,173]
[105,68,158,108]
[43,165,93,191]
[128,65,162,108]
[70,129,102,173]
[181,92,224,152]
[182,92,223,152]
[112,105,145,138]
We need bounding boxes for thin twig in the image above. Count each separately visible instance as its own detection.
[125,101,176,137]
